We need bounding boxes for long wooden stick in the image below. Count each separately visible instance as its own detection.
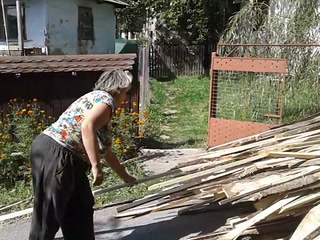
[92,169,181,195]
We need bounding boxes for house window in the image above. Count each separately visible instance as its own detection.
[78,6,94,41]
[0,5,26,40]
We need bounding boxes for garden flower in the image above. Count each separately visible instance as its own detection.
[118,149,123,153]
[137,121,144,125]
[26,104,31,108]
[138,132,143,137]
[15,112,20,116]
[21,109,27,114]
[13,98,17,103]
[40,110,45,114]
[27,167,32,171]
[131,112,139,116]
[143,111,147,117]
[114,138,121,144]
[28,110,33,115]
[5,114,10,117]
[38,123,42,126]
[1,154,5,159]
[48,116,52,119]
[132,102,137,107]
[33,98,38,102]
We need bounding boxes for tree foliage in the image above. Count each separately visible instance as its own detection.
[116,0,240,44]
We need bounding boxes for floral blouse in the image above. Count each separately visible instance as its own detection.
[43,90,115,163]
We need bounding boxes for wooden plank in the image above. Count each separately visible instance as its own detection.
[267,151,320,159]
[0,207,33,222]
[219,195,299,240]
[290,203,320,240]
[118,168,241,213]
[92,169,181,195]
[280,190,320,213]
[219,166,320,205]
[148,153,266,191]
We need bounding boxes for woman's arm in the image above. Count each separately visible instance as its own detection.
[104,148,136,183]
[81,103,112,186]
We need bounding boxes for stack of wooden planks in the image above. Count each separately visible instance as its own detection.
[114,114,320,239]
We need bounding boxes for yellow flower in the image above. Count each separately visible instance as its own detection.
[27,167,32,171]
[5,114,10,117]
[40,110,45,114]
[38,122,42,126]
[138,132,143,137]
[132,102,137,107]
[131,112,139,117]
[26,104,31,108]
[43,115,46,118]
[1,136,5,140]
[32,98,38,103]
[21,109,27,114]
[0,154,5,159]
[28,110,33,115]
[137,121,144,125]
[0,133,2,137]
[27,174,31,178]
[48,116,52,119]
[114,138,121,144]
[37,126,41,130]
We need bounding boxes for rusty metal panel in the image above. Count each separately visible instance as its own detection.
[207,52,286,147]
[213,57,286,73]
[0,54,136,73]
[208,118,277,146]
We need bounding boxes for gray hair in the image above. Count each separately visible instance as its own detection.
[94,70,133,95]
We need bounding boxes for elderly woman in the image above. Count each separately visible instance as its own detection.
[29,70,136,240]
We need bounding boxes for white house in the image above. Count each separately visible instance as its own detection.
[0,0,127,55]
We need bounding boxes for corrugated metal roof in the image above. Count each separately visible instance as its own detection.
[103,0,128,7]
[0,54,136,73]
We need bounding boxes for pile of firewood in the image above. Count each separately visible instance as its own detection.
[113,114,320,239]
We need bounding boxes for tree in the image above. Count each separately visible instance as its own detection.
[116,0,241,45]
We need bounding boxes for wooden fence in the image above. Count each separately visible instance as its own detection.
[149,44,215,78]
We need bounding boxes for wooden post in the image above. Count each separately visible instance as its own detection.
[16,0,24,55]
[1,0,10,55]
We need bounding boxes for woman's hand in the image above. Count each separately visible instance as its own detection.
[92,165,104,186]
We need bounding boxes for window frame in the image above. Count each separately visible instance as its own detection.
[0,4,27,41]
[78,6,94,41]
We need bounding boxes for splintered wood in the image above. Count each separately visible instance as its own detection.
[115,114,320,239]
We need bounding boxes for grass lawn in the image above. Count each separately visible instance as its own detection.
[145,76,210,148]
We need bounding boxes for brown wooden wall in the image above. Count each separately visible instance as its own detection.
[0,70,139,120]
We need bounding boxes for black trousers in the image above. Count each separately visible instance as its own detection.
[29,134,95,240]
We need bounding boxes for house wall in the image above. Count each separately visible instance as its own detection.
[46,0,116,55]
[0,0,46,51]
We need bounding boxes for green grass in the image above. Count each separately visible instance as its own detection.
[145,76,210,148]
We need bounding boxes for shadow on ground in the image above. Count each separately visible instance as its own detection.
[94,210,235,240]
[139,137,197,149]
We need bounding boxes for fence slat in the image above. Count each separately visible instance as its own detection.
[149,44,214,78]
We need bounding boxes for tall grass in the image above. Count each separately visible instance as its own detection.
[218,0,320,123]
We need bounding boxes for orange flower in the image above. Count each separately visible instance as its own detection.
[0,153,5,159]
[125,101,128,104]
[32,98,38,103]
[114,138,121,144]
[15,111,20,116]
[28,110,33,115]
[143,111,147,117]
[131,112,139,117]
[138,132,143,137]
[13,98,17,103]
[118,149,124,153]
[137,121,144,125]
[115,110,120,115]
[132,102,137,107]
[26,104,31,108]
